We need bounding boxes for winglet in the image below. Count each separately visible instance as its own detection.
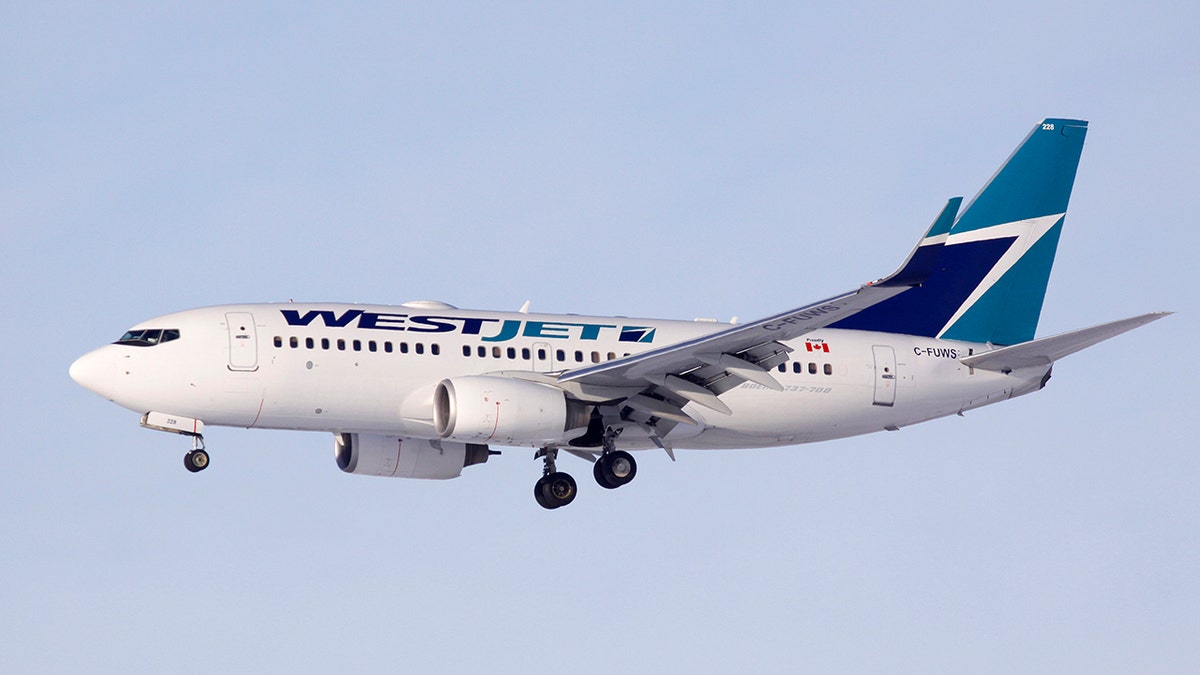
[872,197,961,288]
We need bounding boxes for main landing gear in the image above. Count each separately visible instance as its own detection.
[534,448,577,509]
[594,427,637,489]
[183,435,209,473]
[594,450,636,489]
[534,428,638,509]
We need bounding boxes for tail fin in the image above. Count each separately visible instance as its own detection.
[833,118,1088,345]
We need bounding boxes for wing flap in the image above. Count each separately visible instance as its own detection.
[625,394,696,425]
[697,352,784,390]
[646,373,733,415]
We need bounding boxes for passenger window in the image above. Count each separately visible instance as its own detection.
[322,338,330,350]
[384,342,393,353]
[477,346,486,358]
[824,363,833,376]
[400,342,409,354]
[306,337,315,349]
[337,339,346,351]
[290,337,299,348]
[793,362,802,373]
[432,344,440,356]
[607,352,616,361]
[809,363,817,374]
[575,350,584,363]
[274,336,283,348]
[415,343,425,355]
[522,348,531,360]
[368,341,377,352]
[353,340,362,351]
[777,364,786,373]
[507,347,516,359]
[556,349,566,362]
[462,345,472,357]
[538,348,547,360]
[493,346,501,358]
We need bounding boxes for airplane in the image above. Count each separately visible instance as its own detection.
[70,118,1169,509]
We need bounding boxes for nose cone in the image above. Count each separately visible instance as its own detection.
[70,347,117,400]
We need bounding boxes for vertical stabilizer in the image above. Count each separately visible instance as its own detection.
[832,119,1088,345]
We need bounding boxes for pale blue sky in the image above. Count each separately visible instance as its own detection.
[3,2,1196,672]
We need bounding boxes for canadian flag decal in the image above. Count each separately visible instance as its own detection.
[806,342,830,353]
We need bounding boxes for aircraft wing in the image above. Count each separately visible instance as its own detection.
[557,199,961,417]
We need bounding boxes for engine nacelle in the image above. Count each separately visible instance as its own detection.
[335,433,491,480]
[433,376,590,445]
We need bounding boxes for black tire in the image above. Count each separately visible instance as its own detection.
[534,476,553,509]
[540,472,577,508]
[184,449,209,473]
[595,451,636,488]
[594,459,618,489]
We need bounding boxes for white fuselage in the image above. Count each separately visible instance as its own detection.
[71,303,1048,452]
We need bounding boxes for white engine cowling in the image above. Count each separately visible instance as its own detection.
[335,433,491,480]
[433,376,590,445]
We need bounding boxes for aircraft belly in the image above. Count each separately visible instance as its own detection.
[248,353,413,432]
[667,344,1037,449]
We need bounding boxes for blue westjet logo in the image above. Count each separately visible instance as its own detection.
[281,309,656,344]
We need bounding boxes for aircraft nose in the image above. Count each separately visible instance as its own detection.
[70,347,117,400]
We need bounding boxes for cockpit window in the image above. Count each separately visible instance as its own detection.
[115,328,180,346]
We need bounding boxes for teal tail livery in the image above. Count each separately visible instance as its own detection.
[833,119,1088,345]
[69,118,1170,510]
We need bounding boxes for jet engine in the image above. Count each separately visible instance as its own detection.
[433,375,590,445]
[335,433,491,480]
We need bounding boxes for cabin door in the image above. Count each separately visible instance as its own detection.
[226,312,259,371]
[872,345,897,407]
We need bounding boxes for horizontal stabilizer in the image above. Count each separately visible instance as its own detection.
[960,312,1171,371]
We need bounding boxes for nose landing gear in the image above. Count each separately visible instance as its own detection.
[184,448,210,472]
[140,412,210,474]
[183,435,209,473]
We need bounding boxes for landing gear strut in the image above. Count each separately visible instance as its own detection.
[183,435,209,473]
[534,447,576,510]
[593,427,636,490]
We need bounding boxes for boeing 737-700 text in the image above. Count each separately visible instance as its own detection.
[70,119,1169,509]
